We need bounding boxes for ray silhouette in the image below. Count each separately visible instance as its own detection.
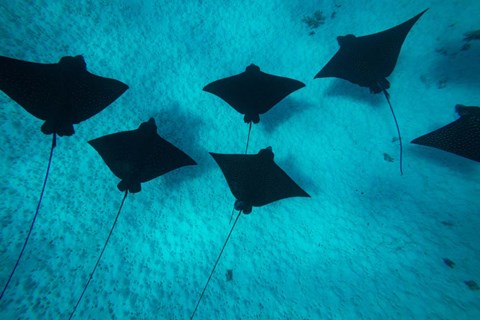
[190,147,309,319]
[411,104,480,162]
[203,64,305,153]
[314,9,428,175]
[0,55,128,300]
[68,118,196,319]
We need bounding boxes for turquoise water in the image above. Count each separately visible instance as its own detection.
[1,1,479,319]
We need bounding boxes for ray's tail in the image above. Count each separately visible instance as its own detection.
[383,89,403,175]
[191,210,242,319]
[228,206,236,224]
[68,190,128,319]
[0,133,57,301]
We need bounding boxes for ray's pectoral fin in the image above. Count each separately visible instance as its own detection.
[411,105,480,162]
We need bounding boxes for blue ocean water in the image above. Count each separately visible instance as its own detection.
[0,1,479,319]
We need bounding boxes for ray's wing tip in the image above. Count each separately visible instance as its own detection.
[296,80,306,88]
[313,70,325,79]
[411,135,429,146]
[208,152,219,161]
[203,83,215,93]
[411,8,429,22]
[188,158,198,166]
[87,138,97,146]
[411,136,421,144]
[299,189,311,198]
[118,81,129,92]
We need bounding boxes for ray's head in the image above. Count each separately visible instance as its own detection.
[58,55,87,72]
[456,104,480,117]
[245,64,260,73]
[258,146,274,160]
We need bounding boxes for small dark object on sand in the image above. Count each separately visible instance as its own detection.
[442,258,455,268]
[441,220,454,227]
[383,153,394,162]
[302,11,326,30]
[463,30,480,42]
[226,269,233,281]
[464,280,479,291]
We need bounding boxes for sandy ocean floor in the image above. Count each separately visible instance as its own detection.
[1,0,479,319]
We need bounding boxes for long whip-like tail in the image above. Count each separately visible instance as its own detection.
[228,206,236,224]
[68,190,128,319]
[0,133,57,301]
[191,210,242,319]
[383,89,403,175]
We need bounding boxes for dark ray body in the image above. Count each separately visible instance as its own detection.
[204,64,305,124]
[191,147,309,319]
[69,118,196,319]
[204,64,305,153]
[0,55,128,301]
[89,118,197,193]
[314,10,427,93]
[314,9,428,175]
[210,147,310,213]
[0,55,128,136]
